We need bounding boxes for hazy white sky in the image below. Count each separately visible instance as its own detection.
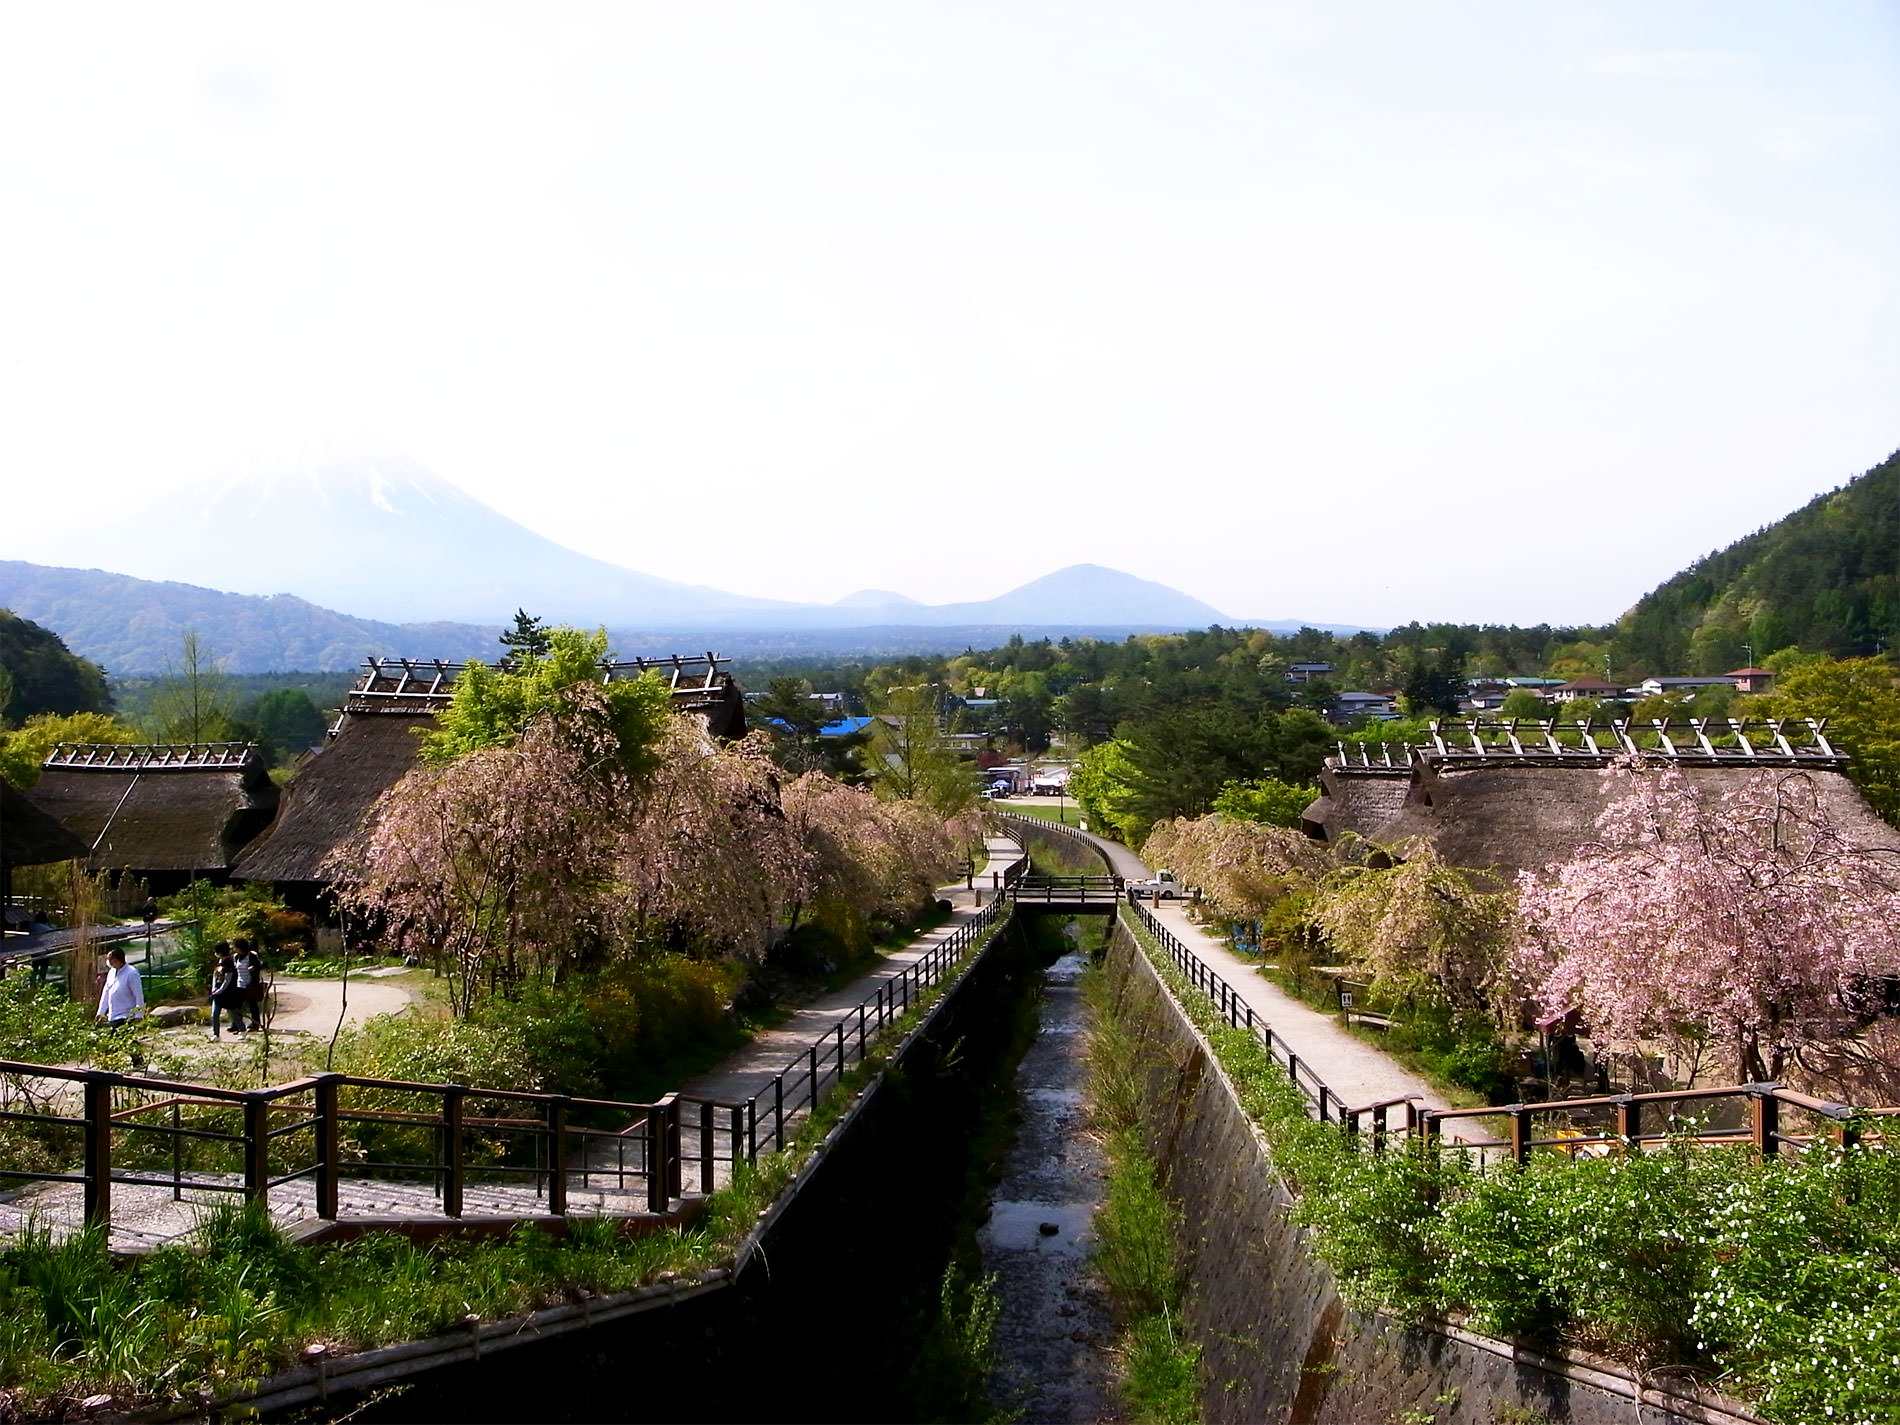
[3,3,1894,628]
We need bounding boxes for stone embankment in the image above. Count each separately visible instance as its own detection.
[1102,919,1763,1425]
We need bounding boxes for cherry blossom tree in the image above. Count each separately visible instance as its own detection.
[331,684,628,1014]
[781,773,963,948]
[1514,760,1900,1085]
[1142,815,1330,921]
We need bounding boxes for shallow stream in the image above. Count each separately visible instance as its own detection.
[979,925,1122,1422]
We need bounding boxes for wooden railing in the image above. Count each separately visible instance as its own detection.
[0,896,1019,1236]
[1121,898,1896,1162]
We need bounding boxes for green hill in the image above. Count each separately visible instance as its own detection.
[1618,449,1899,676]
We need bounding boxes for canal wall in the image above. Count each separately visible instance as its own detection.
[1102,919,1763,1425]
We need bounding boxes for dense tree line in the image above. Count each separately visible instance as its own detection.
[1618,448,1900,675]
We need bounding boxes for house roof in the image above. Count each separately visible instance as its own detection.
[27,743,278,874]
[818,716,876,738]
[1373,760,1900,884]
[1,780,89,868]
[231,711,431,886]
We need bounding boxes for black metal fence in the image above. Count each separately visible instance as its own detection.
[1122,898,1893,1162]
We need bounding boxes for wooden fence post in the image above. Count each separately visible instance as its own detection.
[244,1093,270,1207]
[1752,1090,1779,1158]
[1615,1095,1640,1145]
[1509,1107,1529,1166]
[442,1087,465,1218]
[546,1096,568,1216]
[82,1072,113,1229]
[314,1074,341,1220]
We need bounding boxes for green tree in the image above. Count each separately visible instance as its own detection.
[425,627,672,778]
[1499,688,1548,719]
[148,631,236,743]
[864,684,977,818]
[1754,656,1900,824]
[0,711,142,789]
[498,609,552,668]
[1401,659,1464,718]
[246,689,329,754]
[1211,777,1321,828]
[751,677,827,772]
[0,611,111,724]
[1068,738,1145,843]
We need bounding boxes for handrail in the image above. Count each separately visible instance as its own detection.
[0,875,1023,1239]
[1117,898,1896,1169]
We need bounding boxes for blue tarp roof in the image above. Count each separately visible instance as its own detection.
[819,716,876,738]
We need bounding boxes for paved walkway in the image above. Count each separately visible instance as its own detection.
[680,834,1024,1108]
[1043,819,1453,1119]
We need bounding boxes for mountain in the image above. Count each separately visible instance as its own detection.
[1618,449,1900,675]
[880,564,1230,627]
[833,589,922,608]
[75,451,790,626]
[0,561,498,675]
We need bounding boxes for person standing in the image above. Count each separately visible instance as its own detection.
[208,945,240,1039]
[96,948,145,1028]
[233,940,266,1032]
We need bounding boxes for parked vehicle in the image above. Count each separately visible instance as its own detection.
[1129,869,1185,900]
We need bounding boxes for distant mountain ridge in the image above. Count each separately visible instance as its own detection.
[1618,448,1899,674]
[0,558,1364,676]
[5,451,1371,672]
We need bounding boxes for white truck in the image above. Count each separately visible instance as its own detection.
[1129,869,1186,901]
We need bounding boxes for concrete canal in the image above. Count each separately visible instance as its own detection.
[335,913,1080,1424]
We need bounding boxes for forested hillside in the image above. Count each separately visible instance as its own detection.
[1618,449,1899,675]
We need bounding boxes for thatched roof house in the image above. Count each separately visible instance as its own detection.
[233,652,747,897]
[1302,719,1900,882]
[25,743,279,888]
[2,779,88,870]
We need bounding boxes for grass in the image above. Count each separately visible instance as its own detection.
[1001,801,1086,828]
[0,907,1015,1415]
[1117,908,1900,1425]
[1081,957,1202,1424]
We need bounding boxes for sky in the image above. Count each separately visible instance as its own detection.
[2,3,1895,629]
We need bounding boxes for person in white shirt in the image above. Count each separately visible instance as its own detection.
[97,948,145,1027]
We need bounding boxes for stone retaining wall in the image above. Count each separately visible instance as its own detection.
[1103,920,1762,1425]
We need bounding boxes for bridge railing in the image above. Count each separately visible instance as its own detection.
[1008,875,1123,906]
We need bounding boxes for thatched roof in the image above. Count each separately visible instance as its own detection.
[26,743,279,874]
[1,780,88,868]
[1300,768,1411,843]
[1364,760,1900,883]
[231,709,431,886]
[235,651,747,888]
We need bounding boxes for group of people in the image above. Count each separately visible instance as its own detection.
[209,940,267,1037]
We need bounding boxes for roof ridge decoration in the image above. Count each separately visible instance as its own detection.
[1326,718,1846,772]
[42,742,263,770]
[342,652,731,715]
